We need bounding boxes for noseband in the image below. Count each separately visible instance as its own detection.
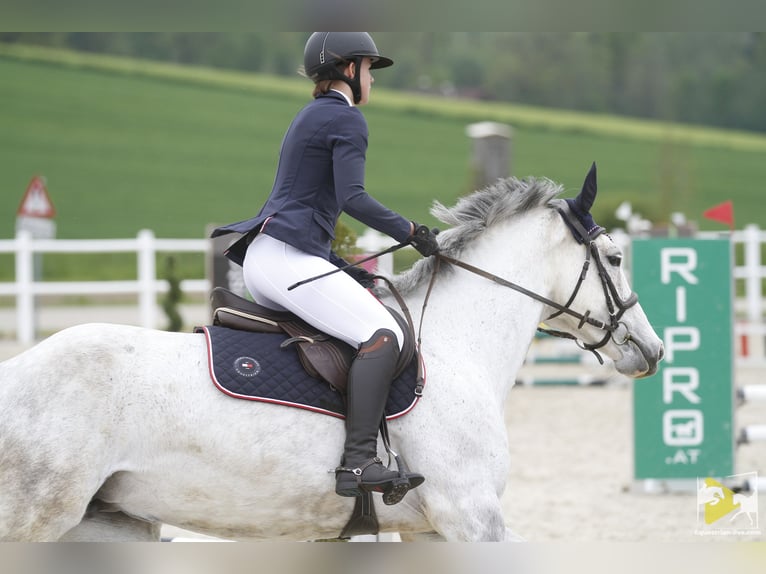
[428,200,639,364]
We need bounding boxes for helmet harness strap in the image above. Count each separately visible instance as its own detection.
[323,54,363,104]
[345,57,363,104]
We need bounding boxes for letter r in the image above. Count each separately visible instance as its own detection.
[661,248,699,285]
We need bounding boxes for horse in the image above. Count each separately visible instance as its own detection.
[730,493,757,527]
[0,165,663,541]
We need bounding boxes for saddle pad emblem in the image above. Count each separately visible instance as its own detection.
[233,356,261,377]
[199,325,423,420]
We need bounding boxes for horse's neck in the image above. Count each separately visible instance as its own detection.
[395,216,555,400]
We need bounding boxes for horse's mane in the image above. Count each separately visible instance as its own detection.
[385,176,564,295]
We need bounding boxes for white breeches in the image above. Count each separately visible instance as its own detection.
[243,233,404,350]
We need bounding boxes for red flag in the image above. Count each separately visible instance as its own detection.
[703,200,734,230]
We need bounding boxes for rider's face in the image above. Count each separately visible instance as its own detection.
[344,58,374,105]
[357,58,374,105]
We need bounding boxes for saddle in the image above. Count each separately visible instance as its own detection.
[210,287,416,394]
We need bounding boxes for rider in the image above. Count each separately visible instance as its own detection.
[212,32,439,505]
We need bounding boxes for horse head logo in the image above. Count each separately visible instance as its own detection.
[696,477,758,527]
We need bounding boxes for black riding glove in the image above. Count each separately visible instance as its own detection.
[344,265,377,289]
[410,222,440,257]
[331,250,377,289]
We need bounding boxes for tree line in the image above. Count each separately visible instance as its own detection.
[3,32,765,133]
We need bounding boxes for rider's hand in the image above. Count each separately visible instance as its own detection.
[344,265,377,289]
[410,222,440,257]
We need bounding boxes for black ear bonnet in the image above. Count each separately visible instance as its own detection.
[562,162,605,243]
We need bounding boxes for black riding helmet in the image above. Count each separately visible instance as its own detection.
[303,32,394,104]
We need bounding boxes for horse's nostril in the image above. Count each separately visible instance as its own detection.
[657,343,665,362]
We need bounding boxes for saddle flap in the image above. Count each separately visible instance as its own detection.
[280,320,355,392]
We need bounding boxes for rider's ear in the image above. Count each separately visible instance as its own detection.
[345,60,356,79]
[576,162,598,213]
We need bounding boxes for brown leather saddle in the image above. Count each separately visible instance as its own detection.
[210,287,415,394]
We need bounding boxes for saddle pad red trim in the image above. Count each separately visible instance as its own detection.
[199,326,424,420]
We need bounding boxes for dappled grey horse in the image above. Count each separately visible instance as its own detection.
[0,165,662,541]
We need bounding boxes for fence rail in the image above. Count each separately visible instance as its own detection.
[717,225,766,364]
[1,226,765,363]
[0,229,209,344]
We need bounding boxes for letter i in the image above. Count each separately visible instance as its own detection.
[676,286,687,323]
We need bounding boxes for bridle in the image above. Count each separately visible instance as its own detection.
[421,199,639,364]
[541,199,639,362]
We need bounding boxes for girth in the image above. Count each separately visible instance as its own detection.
[210,287,416,393]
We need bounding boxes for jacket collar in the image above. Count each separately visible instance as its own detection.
[321,90,353,107]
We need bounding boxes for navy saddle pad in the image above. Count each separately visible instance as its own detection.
[199,325,423,420]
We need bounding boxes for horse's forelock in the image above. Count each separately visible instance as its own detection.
[387,177,564,295]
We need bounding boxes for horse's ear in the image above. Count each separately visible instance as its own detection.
[575,162,598,213]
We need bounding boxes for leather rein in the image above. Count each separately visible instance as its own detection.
[416,199,639,365]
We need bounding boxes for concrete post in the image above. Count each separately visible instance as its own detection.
[466,121,513,189]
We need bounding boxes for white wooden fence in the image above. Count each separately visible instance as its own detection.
[0,229,209,344]
[1,226,765,363]
[729,224,766,363]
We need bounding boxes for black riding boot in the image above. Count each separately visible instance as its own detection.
[335,329,424,505]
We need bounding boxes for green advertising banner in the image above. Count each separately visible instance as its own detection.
[632,238,734,480]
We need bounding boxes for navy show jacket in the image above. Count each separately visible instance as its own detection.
[212,91,412,266]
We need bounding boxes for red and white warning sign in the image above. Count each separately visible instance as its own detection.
[17,175,56,219]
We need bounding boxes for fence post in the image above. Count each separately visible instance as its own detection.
[15,229,35,344]
[743,224,764,360]
[137,229,157,329]
[466,121,513,189]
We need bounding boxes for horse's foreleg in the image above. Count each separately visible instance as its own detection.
[404,429,516,540]
[418,487,514,541]
[59,501,160,541]
[0,460,95,541]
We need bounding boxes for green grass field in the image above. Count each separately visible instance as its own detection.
[2,43,766,284]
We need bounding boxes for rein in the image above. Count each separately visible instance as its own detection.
[436,254,614,333]
[417,200,639,364]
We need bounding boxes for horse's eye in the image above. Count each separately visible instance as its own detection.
[607,255,622,267]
